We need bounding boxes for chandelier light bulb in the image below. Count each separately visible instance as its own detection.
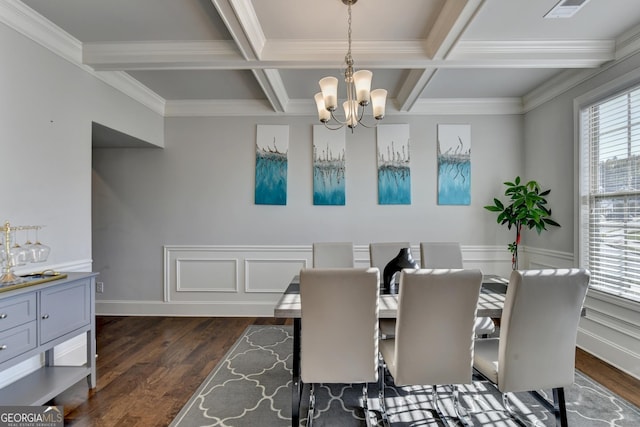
[371,89,388,120]
[314,93,331,122]
[319,76,338,111]
[353,70,372,105]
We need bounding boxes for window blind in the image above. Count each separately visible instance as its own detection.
[580,85,640,302]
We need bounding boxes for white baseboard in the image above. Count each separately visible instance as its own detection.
[97,300,277,317]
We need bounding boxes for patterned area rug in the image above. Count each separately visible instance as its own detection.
[170,325,640,426]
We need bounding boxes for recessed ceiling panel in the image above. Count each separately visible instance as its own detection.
[464,0,640,40]
[22,0,231,42]
[252,0,445,40]
[127,70,266,100]
[420,68,563,98]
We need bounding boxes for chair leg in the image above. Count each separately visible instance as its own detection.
[452,385,473,426]
[431,385,453,426]
[378,355,390,427]
[502,393,529,427]
[362,384,374,427]
[432,385,473,427]
[553,387,568,427]
[307,383,316,427]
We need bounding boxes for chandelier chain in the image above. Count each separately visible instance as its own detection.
[347,1,352,57]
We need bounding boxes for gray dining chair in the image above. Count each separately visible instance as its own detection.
[473,268,590,427]
[420,241,496,337]
[300,267,380,427]
[378,268,483,426]
[312,241,354,267]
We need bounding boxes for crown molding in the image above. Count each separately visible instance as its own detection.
[96,71,166,116]
[615,23,640,61]
[1,0,165,115]
[0,0,81,63]
[523,27,640,112]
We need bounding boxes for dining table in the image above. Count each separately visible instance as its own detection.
[273,273,510,427]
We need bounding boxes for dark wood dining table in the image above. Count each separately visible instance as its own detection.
[273,273,509,426]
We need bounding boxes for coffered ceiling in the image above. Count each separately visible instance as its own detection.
[6,0,640,117]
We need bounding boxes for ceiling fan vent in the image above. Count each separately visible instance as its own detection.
[544,0,590,18]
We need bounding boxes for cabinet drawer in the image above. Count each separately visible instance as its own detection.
[40,280,90,344]
[0,321,37,364]
[0,294,37,332]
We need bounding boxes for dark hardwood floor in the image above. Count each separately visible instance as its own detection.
[52,316,639,426]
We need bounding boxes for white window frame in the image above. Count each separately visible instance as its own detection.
[576,67,640,305]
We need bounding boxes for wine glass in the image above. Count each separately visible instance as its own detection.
[8,229,28,266]
[22,227,35,263]
[30,226,50,263]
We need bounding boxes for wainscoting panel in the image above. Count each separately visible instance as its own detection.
[245,258,307,293]
[163,245,311,304]
[176,258,238,293]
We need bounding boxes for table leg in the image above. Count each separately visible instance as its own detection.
[292,318,301,427]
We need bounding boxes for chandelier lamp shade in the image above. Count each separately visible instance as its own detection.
[314,0,387,131]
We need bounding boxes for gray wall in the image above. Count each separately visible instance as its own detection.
[92,115,523,303]
[1,22,163,273]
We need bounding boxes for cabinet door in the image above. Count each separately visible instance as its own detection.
[40,280,91,344]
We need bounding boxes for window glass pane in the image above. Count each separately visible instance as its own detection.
[582,84,640,303]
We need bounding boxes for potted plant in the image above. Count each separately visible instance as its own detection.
[484,176,560,269]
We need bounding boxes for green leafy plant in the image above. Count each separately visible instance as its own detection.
[484,176,560,269]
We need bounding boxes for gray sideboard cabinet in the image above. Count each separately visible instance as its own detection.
[0,272,97,404]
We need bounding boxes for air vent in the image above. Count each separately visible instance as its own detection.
[544,0,590,18]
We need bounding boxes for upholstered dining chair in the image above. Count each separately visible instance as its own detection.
[420,241,496,337]
[473,268,590,427]
[312,241,354,267]
[299,267,380,427]
[378,268,483,426]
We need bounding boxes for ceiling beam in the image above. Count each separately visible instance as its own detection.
[210,0,288,112]
[82,39,615,71]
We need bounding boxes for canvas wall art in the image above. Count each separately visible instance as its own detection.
[437,124,471,205]
[313,126,346,205]
[377,124,411,205]
[255,125,289,205]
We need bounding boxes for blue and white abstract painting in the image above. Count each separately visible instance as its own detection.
[377,124,411,205]
[255,125,288,205]
[313,126,346,205]
[437,124,471,205]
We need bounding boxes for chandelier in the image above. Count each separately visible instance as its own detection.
[314,0,387,131]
